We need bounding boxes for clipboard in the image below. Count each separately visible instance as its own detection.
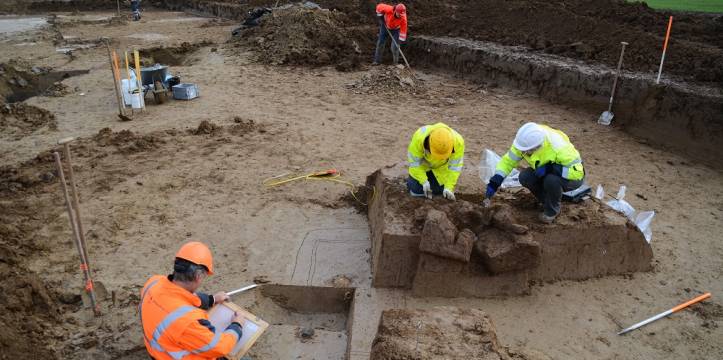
[207,301,269,359]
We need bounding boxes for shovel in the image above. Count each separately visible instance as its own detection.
[598,42,628,126]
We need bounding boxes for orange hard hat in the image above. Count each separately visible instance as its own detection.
[176,241,214,275]
[394,3,406,16]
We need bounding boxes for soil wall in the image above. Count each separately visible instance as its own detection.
[366,165,654,298]
[406,36,723,169]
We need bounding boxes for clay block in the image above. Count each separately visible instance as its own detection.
[367,165,422,288]
[476,228,541,274]
[419,210,474,262]
[491,203,529,234]
[412,268,530,298]
[529,218,653,281]
[418,253,466,273]
[367,166,653,296]
[370,307,506,360]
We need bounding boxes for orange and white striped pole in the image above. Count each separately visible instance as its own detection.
[656,16,673,84]
[618,292,711,335]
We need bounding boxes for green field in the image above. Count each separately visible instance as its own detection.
[631,0,723,12]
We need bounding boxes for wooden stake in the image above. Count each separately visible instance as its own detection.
[105,41,126,118]
[133,49,145,110]
[54,152,101,316]
[59,138,91,271]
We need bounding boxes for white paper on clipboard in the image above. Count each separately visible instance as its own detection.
[207,302,268,359]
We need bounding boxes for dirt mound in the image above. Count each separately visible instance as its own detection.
[142,41,212,66]
[0,262,62,359]
[229,116,264,135]
[233,4,374,70]
[346,65,426,96]
[0,103,57,140]
[371,307,533,360]
[190,118,266,136]
[93,127,165,154]
[191,120,223,135]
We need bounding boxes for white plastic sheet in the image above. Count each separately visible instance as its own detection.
[599,184,655,243]
[479,149,521,189]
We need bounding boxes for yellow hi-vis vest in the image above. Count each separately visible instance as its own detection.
[496,125,584,181]
[407,122,465,191]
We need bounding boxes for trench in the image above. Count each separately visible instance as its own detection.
[233,284,355,359]
[3,69,88,103]
[404,36,723,169]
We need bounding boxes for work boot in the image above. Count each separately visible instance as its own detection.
[409,190,425,197]
[539,212,557,224]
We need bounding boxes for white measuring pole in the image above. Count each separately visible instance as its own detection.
[226,284,259,297]
[618,292,711,335]
[656,16,673,84]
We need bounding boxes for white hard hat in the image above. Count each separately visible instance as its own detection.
[513,122,545,151]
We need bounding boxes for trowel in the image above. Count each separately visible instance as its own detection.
[598,42,628,126]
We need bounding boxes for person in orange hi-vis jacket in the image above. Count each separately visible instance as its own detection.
[373,3,408,65]
[139,241,247,359]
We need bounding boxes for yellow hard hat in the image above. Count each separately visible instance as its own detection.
[429,128,453,160]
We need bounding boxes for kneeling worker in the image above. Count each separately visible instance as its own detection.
[407,122,465,200]
[140,241,245,359]
[485,122,584,223]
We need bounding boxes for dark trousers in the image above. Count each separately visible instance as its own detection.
[374,23,400,64]
[131,0,140,12]
[519,168,583,216]
[407,171,444,196]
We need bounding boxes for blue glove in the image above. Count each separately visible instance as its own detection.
[534,164,549,178]
[485,184,497,199]
[486,174,504,198]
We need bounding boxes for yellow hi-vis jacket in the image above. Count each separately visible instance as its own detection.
[407,123,465,191]
[496,125,584,181]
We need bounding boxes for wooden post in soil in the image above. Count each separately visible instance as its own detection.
[105,40,129,120]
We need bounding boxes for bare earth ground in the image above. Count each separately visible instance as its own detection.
[1,10,722,359]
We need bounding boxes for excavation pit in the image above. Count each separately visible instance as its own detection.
[367,165,653,298]
[1,61,88,103]
[371,306,530,360]
[140,42,211,67]
[235,284,355,359]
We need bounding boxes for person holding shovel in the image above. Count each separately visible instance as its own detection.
[407,122,465,201]
[129,0,141,21]
[373,3,408,65]
[485,122,585,223]
[139,241,247,359]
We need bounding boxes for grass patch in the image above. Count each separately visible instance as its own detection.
[630,0,723,13]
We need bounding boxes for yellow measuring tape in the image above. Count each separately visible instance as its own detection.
[262,169,374,205]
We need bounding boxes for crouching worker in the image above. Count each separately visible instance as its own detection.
[407,122,465,201]
[140,241,246,359]
[486,122,584,223]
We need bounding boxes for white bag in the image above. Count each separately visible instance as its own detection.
[600,185,654,243]
[479,149,521,189]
